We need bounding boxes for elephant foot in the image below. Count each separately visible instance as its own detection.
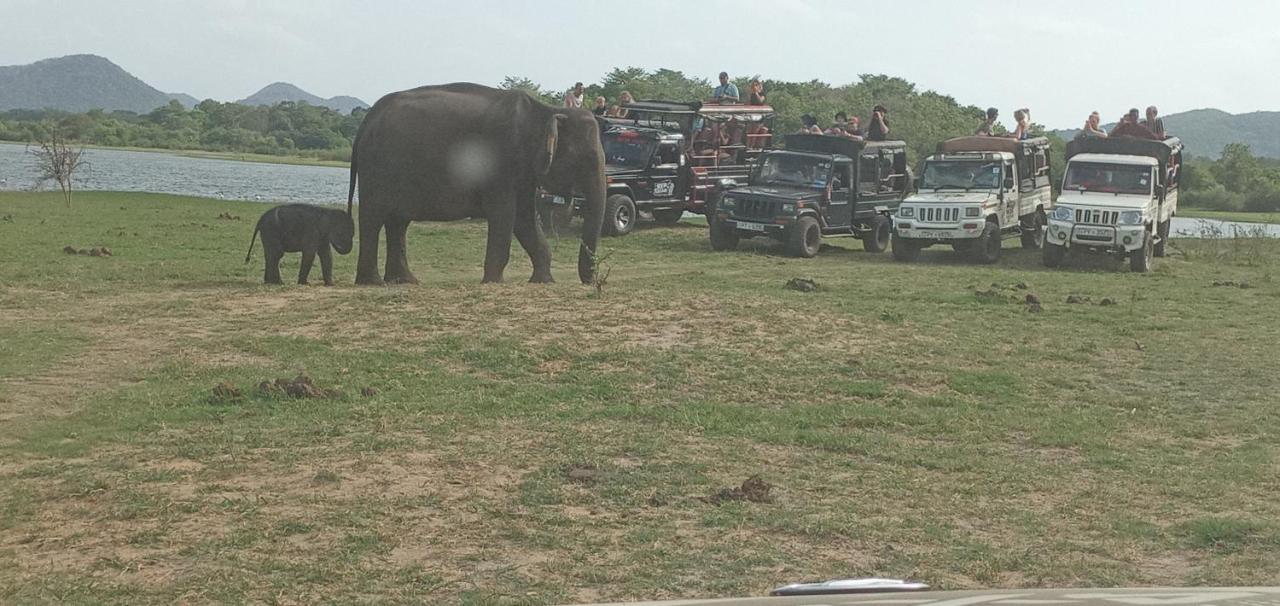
[355,274,385,286]
[384,274,419,285]
[323,280,335,287]
[298,280,309,286]
[481,275,504,284]
[265,278,283,285]
[529,273,555,284]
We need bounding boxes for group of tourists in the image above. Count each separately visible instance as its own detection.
[974,107,1032,139]
[564,82,636,118]
[1077,106,1167,140]
[794,106,891,142]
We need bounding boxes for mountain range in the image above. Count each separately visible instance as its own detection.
[1050,108,1280,159]
[0,54,368,115]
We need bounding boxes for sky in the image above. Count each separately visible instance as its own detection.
[3,0,1279,129]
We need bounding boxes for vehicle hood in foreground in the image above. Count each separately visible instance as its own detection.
[726,186,823,203]
[904,191,997,205]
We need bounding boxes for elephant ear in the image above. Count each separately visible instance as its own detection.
[539,114,566,176]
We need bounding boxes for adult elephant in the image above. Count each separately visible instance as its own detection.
[348,83,605,285]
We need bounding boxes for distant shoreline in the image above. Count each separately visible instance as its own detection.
[0,140,348,168]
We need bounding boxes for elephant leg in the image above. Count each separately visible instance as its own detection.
[356,212,384,286]
[319,245,335,286]
[264,249,284,285]
[482,199,516,284]
[383,217,418,284]
[513,197,553,283]
[298,248,315,285]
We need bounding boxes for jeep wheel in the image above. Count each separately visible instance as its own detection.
[652,208,684,226]
[603,194,636,237]
[1130,229,1154,272]
[891,232,922,262]
[1020,211,1046,249]
[708,219,740,251]
[1154,219,1170,257]
[970,221,1001,264]
[862,214,891,253]
[786,216,822,258]
[1042,242,1066,268]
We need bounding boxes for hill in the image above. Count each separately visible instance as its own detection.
[166,92,201,109]
[0,54,180,113]
[237,82,368,114]
[1051,108,1280,158]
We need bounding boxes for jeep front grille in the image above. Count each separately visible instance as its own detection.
[918,207,960,223]
[736,198,775,220]
[1075,209,1119,225]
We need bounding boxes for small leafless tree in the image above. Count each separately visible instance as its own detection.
[28,130,89,208]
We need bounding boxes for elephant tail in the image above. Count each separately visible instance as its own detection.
[244,223,260,264]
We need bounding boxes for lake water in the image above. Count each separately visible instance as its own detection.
[0,142,350,206]
[1,142,1278,238]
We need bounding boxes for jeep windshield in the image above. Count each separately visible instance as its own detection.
[602,132,656,168]
[922,160,1001,191]
[753,154,832,189]
[1064,162,1153,195]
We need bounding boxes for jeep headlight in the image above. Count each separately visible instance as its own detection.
[1118,211,1144,225]
[898,207,914,218]
[719,196,736,209]
[780,203,796,213]
[1051,206,1074,222]
[964,207,980,218]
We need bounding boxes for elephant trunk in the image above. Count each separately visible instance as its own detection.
[577,167,606,284]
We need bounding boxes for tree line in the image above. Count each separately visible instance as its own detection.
[0,99,365,162]
[1181,144,1280,212]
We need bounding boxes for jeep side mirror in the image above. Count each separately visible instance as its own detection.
[1004,177,1015,190]
[913,176,922,190]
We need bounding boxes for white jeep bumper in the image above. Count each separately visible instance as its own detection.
[1046,220,1146,252]
[894,221,984,241]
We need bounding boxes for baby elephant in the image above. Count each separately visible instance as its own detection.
[245,204,354,285]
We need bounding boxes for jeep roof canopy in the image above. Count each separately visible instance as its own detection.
[603,100,702,133]
[699,104,776,123]
[1065,136,1183,164]
[784,134,906,157]
[938,136,1050,154]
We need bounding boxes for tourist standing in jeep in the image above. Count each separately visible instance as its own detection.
[892,136,1053,263]
[708,134,910,257]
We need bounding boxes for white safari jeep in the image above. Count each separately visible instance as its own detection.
[1045,136,1183,272]
[892,136,1053,263]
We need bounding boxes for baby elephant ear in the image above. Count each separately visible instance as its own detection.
[540,114,566,176]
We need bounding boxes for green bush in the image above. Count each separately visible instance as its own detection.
[1183,184,1245,211]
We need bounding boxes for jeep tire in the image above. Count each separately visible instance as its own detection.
[708,219,740,251]
[1020,210,1046,249]
[1130,228,1154,272]
[971,220,1001,264]
[1154,218,1170,257]
[603,194,636,237]
[863,214,891,253]
[891,232,922,262]
[1042,242,1066,267]
[787,216,822,258]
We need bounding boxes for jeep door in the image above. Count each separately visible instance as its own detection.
[1002,160,1019,226]
[823,161,854,228]
[650,142,682,201]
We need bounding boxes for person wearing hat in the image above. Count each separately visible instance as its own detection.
[868,104,890,141]
[976,107,999,136]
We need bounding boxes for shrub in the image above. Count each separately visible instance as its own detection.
[1182,183,1244,211]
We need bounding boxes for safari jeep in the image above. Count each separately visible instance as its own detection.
[1045,136,1182,272]
[892,136,1053,263]
[541,100,776,237]
[708,134,910,257]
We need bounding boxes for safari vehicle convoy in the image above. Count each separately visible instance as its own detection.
[1044,136,1183,272]
[708,134,911,257]
[540,100,777,236]
[891,136,1053,263]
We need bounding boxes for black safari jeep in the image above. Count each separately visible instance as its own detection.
[541,100,776,237]
[708,134,911,257]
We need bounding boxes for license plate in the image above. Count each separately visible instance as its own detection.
[918,230,955,239]
[736,221,766,232]
[1076,226,1111,238]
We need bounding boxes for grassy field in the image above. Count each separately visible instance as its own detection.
[0,141,348,168]
[2,192,1279,605]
